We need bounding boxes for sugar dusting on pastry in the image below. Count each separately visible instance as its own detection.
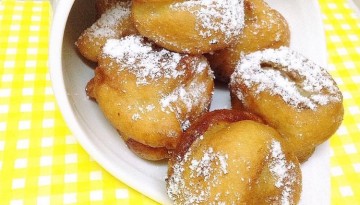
[167,144,229,205]
[170,0,245,43]
[249,10,287,46]
[102,36,184,85]
[102,35,213,132]
[268,140,298,205]
[189,147,228,180]
[167,136,300,205]
[128,104,156,122]
[230,47,342,110]
[87,1,131,38]
[160,79,212,132]
[161,82,206,113]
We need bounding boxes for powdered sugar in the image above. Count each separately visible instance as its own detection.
[128,103,156,122]
[189,147,228,180]
[160,80,210,132]
[181,119,191,131]
[102,36,184,85]
[160,82,207,113]
[268,140,298,205]
[170,0,245,43]
[167,132,300,204]
[230,47,342,110]
[167,145,229,205]
[87,1,131,38]
[246,9,288,47]
[102,35,213,131]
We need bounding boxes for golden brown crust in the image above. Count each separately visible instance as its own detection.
[167,110,302,204]
[76,1,137,62]
[86,36,214,160]
[229,47,344,163]
[132,0,245,54]
[231,94,317,162]
[206,0,290,82]
[170,109,263,166]
[124,138,171,161]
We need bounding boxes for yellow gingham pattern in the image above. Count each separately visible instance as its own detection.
[320,0,360,204]
[0,1,156,204]
[0,0,359,204]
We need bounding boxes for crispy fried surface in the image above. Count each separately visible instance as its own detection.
[206,0,290,82]
[170,109,263,164]
[230,48,344,163]
[132,0,245,54]
[76,1,137,62]
[86,36,214,160]
[167,110,302,204]
[231,89,342,162]
[124,137,171,161]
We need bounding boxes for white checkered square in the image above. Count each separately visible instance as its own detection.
[14,158,27,169]
[344,144,357,154]
[38,176,51,186]
[63,193,77,204]
[331,166,344,176]
[340,186,354,197]
[16,139,29,149]
[12,178,25,189]
[90,190,103,201]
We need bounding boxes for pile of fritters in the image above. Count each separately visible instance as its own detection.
[76,1,343,204]
[76,0,292,160]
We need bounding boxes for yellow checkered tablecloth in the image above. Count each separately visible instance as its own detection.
[0,0,359,204]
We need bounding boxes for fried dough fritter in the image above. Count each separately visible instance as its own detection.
[167,110,302,204]
[76,1,137,62]
[132,0,245,54]
[86,35,214,160]
[207,0,290,82]
[229,47,344,162]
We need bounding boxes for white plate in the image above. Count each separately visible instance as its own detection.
[49,0,330,204]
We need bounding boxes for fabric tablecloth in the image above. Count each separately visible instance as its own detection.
[0,0,359,204]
